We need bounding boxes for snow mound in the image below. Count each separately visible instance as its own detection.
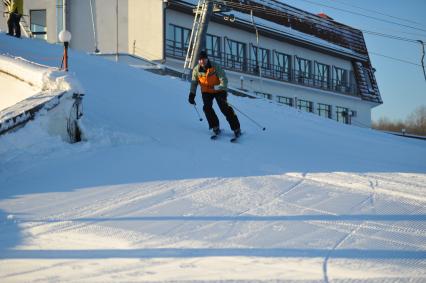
[0,53,85,141]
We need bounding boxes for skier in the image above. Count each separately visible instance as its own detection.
[188,50,241,140]
[12,6,21,38]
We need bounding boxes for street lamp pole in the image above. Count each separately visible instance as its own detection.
[59,30,72,72]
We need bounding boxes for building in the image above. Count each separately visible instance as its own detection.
[1,0,383,127]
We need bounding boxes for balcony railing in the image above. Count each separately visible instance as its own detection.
[166,40,358,96]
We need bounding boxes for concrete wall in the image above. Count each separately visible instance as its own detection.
[22,0,56,42]
[165,9,373,127]
[1,3,8,32]
[128,0,164,61]
[70,0,128,54]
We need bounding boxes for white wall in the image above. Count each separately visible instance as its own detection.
[0,4,8,32]
[70,0,128,54]
[128,0,164,61]
[22,0,56,42]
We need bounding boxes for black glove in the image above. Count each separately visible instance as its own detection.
[188,92,196,105]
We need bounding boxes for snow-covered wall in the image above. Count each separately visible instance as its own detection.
[0,55,47,89]
[0,54,83,93]
[0,54,85,141]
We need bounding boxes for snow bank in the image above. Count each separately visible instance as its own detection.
[0,54,84,93]
[0,54,85,142]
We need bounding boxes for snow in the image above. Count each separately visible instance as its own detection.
[0,71,39,111]
[0,33,425,282]
[0,53,85,139]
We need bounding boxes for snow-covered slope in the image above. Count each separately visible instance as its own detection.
[0,34,425,282]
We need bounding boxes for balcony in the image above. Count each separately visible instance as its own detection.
[165,40,359,97]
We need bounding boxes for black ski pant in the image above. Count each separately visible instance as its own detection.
[202,92,240,131]
[13,14,21,38]
[7,16,13,35]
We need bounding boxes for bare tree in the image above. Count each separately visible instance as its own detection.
[373,105,426,136]
[406,105,426,136]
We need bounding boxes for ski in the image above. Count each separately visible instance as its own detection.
[210,128,221,140]
[230,132,242,143]
[230,137,239,143]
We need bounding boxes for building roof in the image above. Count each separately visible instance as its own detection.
[169,0,382,104]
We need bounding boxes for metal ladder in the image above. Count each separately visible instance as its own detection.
[19,16,33,38]
[183,0,207,75]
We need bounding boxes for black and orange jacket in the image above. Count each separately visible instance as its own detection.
[190,60,228,94]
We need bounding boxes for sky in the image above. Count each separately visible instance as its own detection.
[280,0,426,121]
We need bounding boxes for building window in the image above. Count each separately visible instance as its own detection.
[297,99,313,113]
[249,45,270,75]
[224,38,246,71]
[273,51,291,81]
[254,91,272,100]
[205,34,221,59]
[333,67,348,92]
[277,96,293,106]
[318,103,332,118]
[295,56,312,83]
[167,24,191,57]
[315,62,330,89]
[30,9,47,40]
[362,67,375,93]
[336,106,349,124]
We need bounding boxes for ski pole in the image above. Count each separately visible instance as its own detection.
[227,101,266,131]
[193,105,203,121]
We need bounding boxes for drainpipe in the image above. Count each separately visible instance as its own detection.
[63,0,67,31]
[116,0,119,62]
[162,0,167,63]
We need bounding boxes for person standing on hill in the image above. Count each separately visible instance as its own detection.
[12,6,21,38]
[188,50,241,139]
[6,0,16,36]
[6,1,21,38]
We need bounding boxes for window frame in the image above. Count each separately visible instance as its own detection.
[273,50,292,81]
[277,96,293,107]
[224,37,246,71]
[167,24,191,57]
[318,103,332,119]
[336,106,349,124]
[254,91,272,100]
[362,67,375,93]
[295,56,312,80]
[205,33,221,59]
[30,9,47,40]
[249,44,271,74]
[314,61,330,89]
[333,66,349,92]
[297,99,314,113]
